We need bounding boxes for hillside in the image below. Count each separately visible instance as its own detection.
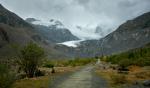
[0,4,31,28]
[106,43,150,67]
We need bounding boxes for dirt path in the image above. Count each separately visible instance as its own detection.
[49,65,108,88]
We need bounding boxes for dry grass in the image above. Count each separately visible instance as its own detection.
[96,65,150,88]
[12,76,51,88]
[127,66,150,83]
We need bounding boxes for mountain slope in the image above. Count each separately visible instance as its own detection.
[100,12,150,55]
[78,12,150,57]
[106,43,150,66]
[0,4,31,28]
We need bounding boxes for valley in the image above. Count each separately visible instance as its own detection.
[0,1,150,88]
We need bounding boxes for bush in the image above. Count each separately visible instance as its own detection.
[43,62,54,68]
[0,64,16,88]
[118,59,131,70]
[35,70,45,77]
[18,42,45,78]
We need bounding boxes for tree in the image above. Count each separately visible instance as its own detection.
[18,42,45,78]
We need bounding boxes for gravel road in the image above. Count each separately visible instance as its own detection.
[49,65,108,88]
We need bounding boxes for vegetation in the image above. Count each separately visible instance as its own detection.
[43,58,97,67]
[12,76,50,88]
[17,42,45,78]
[97,44,150,88]
[105,43,150,68]
[0,64,16,88]
[110,74,127,85]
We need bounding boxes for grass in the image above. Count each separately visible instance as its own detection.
[96,65,150,88]
[96,69,129,88]
[43,58,97,67]
[12,76,51,88]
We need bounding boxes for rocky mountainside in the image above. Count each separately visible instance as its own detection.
[26,18,79,43]
[0,4,31,28]
[0,4,68,59]
[76,12,150,57]
[0,4,34,47]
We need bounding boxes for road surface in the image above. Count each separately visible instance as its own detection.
[49,65,108,88]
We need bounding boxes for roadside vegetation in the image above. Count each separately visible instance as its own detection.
[43,58,97,68]
[105,43,150,68]
[97,43,150,88]
[12,58,96,88]
[0,64,16,88]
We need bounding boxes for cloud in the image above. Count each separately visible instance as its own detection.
[1,0,150,39]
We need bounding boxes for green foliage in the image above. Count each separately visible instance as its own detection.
[0,64,16,88]
[35,70,45,77]
[18,42,45,78]
[118,59,131,69]
[44,63,54,68]
[106,44,150,68]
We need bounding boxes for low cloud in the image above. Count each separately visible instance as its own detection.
[1,0,150,39]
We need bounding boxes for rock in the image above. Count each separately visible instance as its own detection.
[143,80,150,86]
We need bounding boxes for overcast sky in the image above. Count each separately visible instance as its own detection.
[1,0,150,39]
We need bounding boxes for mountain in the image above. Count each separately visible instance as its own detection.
[0,4,150,59]
[76,12,150,57]
[0,4,31,28]
[0,4,34,46]
[0,4,69,59]
[26,18,79,43]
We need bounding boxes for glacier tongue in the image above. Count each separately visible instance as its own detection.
[57,40,85,47]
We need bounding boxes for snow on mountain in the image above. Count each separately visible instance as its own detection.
[26,18,112,40]
[31,19,65,29]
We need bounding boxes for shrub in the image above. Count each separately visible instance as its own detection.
[118,59,131,70]
[35,70,45,77]
[18,42,45,78]
[44,63,54,68]
[0,64,16,88]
